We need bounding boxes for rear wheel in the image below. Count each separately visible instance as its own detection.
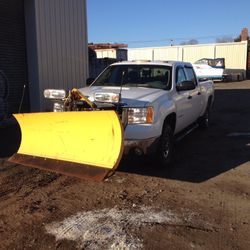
[199,104,210,129]
[157,123,174,167]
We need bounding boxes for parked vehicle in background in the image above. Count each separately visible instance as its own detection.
[193,58,245,82]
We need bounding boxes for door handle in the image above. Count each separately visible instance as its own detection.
[188,95,192,99]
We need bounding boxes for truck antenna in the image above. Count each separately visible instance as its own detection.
[118,70,125,104]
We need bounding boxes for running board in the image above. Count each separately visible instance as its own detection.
[175,123,199,142]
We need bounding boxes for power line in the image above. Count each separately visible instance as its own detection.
[115,33,238,45]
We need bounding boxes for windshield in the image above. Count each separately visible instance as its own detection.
[92,65,172,90]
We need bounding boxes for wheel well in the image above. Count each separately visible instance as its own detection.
[163,113,176,132]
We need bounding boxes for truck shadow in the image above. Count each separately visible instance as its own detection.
[1,88,250,183]
[119,88,250,183]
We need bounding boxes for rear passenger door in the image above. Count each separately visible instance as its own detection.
[174,66,194,132]
[183,66,203,121]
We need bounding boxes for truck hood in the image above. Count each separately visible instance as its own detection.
[78,86,167,107]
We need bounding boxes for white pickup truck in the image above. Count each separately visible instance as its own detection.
[45,61,214,166]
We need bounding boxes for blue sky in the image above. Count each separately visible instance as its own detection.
[87,0,250,48]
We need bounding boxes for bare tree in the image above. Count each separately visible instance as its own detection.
[180,39,199,45]
[216,36,234,43]
[234,35,249,42]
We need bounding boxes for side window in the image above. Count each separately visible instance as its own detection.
[176,67,187,84]
[184,67,197,85]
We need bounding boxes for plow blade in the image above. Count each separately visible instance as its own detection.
[9,111,124,181]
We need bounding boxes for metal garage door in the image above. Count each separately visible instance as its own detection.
[0,0,29,116]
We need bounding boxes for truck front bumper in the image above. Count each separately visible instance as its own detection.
[123,136,160,156]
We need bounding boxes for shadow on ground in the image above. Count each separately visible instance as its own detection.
[119,88,250,183]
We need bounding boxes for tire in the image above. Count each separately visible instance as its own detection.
[199,105,210,129]
[156,123,174,167]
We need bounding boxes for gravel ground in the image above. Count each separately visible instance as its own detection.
[0,80,250,249]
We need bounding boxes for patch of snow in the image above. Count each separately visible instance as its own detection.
[45,206,179,249]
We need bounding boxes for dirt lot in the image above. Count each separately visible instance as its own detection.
[1,80,250,250]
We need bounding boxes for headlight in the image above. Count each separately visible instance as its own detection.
[94,92,120,103]
[44,89,66,99]
[128,107,154,124]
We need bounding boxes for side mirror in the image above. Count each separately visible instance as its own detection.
[86,78,95,86]
[176,80,195,91]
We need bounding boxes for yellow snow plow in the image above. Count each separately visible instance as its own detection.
[9,89,124,181]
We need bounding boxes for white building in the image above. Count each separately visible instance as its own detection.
[127,41,248,77]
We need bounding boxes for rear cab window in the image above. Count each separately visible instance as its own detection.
[176,67,187,84]
[184,66,198,86]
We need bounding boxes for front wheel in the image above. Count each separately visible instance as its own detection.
[156,123,174,167]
